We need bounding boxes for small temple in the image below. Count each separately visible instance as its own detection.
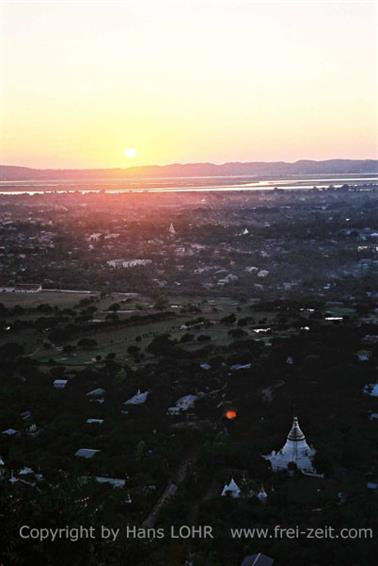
[221,477,241,498]
[263,417,316,473]
[256,485,268,504]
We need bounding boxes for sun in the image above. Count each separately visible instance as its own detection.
[124,147,137,159]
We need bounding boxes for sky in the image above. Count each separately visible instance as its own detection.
[0,0,377,169]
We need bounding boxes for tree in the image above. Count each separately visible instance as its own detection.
[147,334,177,355]
[221,313,236,324]
[228,328,248,338]
[154,296,169,310]
[180,333,194,343]
[128,345,140,355]
[197,334,211,342]
[63,344,76,355]
[77,338,98,349]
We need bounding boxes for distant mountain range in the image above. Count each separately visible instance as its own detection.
[0,159,377,181]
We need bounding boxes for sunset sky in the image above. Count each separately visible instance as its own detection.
[0,0,377,169]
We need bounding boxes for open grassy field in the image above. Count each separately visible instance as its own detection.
[2,291,358,370]
[0,290,149,310]
[0,290,98,309]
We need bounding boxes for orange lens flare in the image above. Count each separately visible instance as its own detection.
[225,410,237,420]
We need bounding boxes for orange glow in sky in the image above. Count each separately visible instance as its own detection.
[0,1,377,168]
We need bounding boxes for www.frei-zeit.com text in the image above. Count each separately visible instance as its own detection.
[18,524,374,542]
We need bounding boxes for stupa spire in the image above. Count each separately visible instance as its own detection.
[287,417,306,442]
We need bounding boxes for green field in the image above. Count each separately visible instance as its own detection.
[2,291,357,369]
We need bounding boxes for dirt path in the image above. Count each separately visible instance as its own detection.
[141,447,198,528]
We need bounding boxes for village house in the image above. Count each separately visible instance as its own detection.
[0,283,42,293]
[75,448,101,459]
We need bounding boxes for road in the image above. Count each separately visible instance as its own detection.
[141,447,198,528]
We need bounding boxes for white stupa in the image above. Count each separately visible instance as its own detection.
[263,417,316,473]
[256,485,268,504]
[9,470,17,485]
[221,478,241,498]
[169,223,176,236]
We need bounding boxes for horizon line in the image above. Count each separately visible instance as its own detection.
[1,157,378,172]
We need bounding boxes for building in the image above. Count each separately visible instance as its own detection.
[356,350,371,362]
[167,394,198,415]
[263,417,316,473]
[95,476,126,488]
[0,286,15,293]
[86,418,104,425]
[364,384,378,397]
[124,390,149,405]
[87,233,102,242]
[53,379,68,389]
[0,456,5,479]
[221,478,241,498]
[256,486,268,504]
[257,270,269,278]
[2,428,18,437]
[86,388,106,398]
[75,448,101,459]
[106,259,152,269]
[0,284,42,293]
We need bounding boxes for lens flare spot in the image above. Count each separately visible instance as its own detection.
[225,409,237,420]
